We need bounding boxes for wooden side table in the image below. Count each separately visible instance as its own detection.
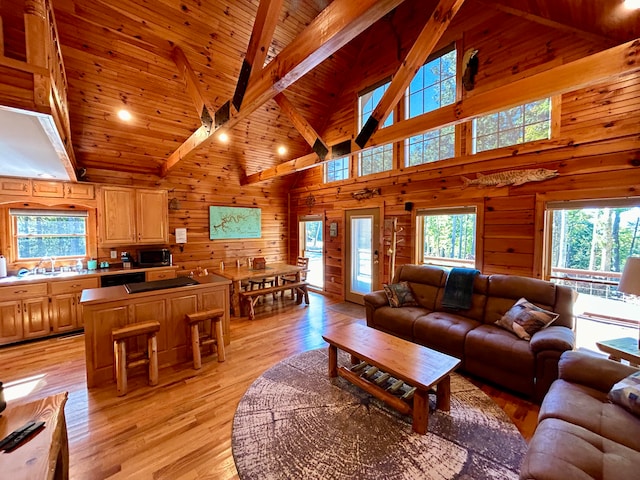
[596,337,640,367]
[0,392,69,480]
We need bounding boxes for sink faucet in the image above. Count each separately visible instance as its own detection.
[42,256,56,273]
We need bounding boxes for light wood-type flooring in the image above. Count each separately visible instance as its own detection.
[0,293,539,479]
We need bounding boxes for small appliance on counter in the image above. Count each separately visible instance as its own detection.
[121,252,132,269]
[138,248,170,267]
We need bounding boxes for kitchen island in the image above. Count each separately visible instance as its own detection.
[80,274,231,387]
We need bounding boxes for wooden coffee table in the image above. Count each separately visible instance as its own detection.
[322,323,461,434]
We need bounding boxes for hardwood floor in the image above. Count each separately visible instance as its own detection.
[0,293,539,479]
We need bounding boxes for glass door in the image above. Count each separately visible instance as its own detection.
[345,208,380,304]
[299,218,324,289]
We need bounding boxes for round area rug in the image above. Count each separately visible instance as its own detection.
[232,348,526,479]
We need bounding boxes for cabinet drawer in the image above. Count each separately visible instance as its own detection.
[146,269,177,281]
[0,283,48,300]
[50,277,99,295]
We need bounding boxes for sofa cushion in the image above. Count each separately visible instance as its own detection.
[383,281,418,307]
[609,371,640,417]
[367,305,428,340]
[413,311,479,360]
[495,297,559,341]
[520,418,640,480]
[485,275,558,325]
[395,264,445,311]
[540,378,640,451]
[465,324,535,395]
[435,274,489,322]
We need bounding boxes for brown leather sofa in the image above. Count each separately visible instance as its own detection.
[363,264,576,402]
[520,350,640,479]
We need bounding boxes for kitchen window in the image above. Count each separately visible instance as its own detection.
[10,208,88,260]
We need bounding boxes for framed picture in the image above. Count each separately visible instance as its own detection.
[209,206,261,240]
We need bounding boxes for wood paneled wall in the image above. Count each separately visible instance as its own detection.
[288,3,640,298]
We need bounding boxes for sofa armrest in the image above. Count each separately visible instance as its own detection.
[363,290,388,309]
[529,326,575,354]
[558,350,639,392]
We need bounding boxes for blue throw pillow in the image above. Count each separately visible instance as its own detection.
[383,281,418,308]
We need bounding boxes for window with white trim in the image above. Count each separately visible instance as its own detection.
[416,206,477,268]
[325,156,349,183]
[473,98,551,153]
[405,46,456,166]
[10,208,88,260]
[358,80,393,176]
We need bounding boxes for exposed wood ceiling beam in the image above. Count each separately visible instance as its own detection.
[244,37,640,184]
[355,0,466,148]
[477,0,613,44]
[161,0,407,177]
[274,92,329,160]
[232,0,285,112]
[171,46,217,132]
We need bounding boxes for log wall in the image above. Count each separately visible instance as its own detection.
[288,3,640,297]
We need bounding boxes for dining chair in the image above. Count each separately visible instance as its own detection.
[280,257,309,299]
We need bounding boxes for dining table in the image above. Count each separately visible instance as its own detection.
[213,261,306,317]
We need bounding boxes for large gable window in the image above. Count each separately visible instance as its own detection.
[405,46,457,166]
[10,208,88,260]
[416,206,477,268]
[473,98,551,153]
[358,80,393,176]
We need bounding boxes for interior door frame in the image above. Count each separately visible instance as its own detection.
[344,205,383,304]
[298,214,324,290]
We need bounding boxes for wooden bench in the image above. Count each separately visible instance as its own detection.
[239,282,309,320]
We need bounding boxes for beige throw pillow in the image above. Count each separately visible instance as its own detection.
[495,297,559,341]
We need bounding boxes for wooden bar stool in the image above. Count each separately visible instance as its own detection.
[112,321,160,396]
[185,309,226,369]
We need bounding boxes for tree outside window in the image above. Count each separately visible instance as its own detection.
[416,207,477,268]
[473,98,551,153]
[11,209,88,260]
[405,48,457,166]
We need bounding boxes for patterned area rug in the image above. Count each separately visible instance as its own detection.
[232,348,526,479]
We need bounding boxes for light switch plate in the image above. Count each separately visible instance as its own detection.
[110,250,117,259]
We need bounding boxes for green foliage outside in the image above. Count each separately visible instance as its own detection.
[423,213,476,262]
[16,215,87,259]
[474,98,550,153]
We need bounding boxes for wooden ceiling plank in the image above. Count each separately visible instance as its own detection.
[233,0,285,111]
[162,0,407,177]
[274,92,329,160]
[244,37,640,184]
[171,46,216,131]
[478,0,614,44]
[355,0,466,148]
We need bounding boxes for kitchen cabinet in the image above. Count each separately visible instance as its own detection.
[50,277,99,332]
[0,283,49,345]
[0,178,29,196]
[65,183,95,200]
[146,268,176,281]
[32,180,64,198]
[98,186,168,246]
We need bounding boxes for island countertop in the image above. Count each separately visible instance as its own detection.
[79,273,230,304]
[81,274,231,388]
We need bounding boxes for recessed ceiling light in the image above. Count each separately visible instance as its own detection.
[277,146,287,155]
[218,132,229,143]
[117,109,132,121]
[624,0,640,9]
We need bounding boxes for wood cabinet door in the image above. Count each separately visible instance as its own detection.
[65,183,95,199]
[99,186,136,245]
[136,189,168,244]
[0,178,29,196]
[32,180,64,198]
[146,268,176,281]
[22,297,51,339]
[51,294,77,333]
[0,300,24,345]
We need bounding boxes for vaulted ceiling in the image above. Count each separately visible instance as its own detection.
[4,0,640,184]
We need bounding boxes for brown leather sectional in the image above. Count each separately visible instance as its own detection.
[363,264,577,402]
[520,350,640,479]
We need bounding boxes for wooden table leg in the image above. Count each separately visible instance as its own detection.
[328,344,338,377]
[412,388,428,434]
[232,280,241,317]
[435,375,451,412]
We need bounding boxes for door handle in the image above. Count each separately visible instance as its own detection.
[373,250,379,264]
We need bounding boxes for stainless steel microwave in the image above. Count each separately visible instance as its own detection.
[138,248,171,267]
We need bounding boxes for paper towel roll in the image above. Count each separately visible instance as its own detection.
[0,256,6,278]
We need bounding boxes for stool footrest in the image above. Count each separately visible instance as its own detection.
[128,358,150,369]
